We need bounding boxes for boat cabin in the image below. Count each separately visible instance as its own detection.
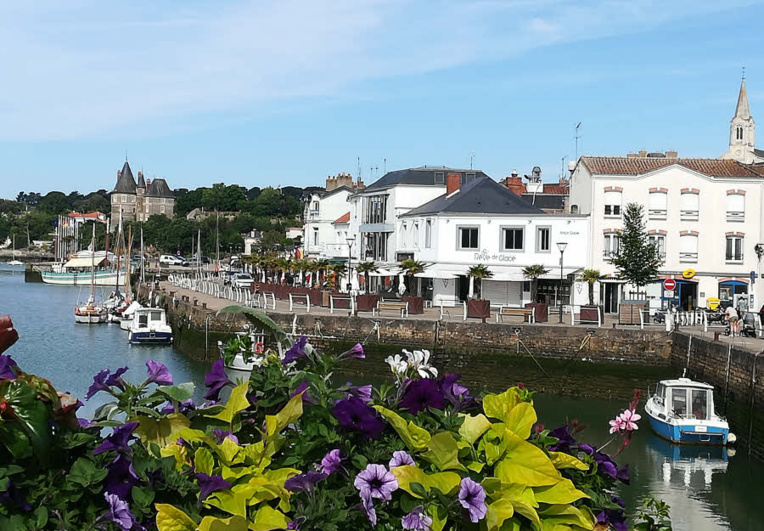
[655,378,716,421]
[134,308,167,328]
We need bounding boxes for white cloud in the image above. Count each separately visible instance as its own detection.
[0,0,754,140]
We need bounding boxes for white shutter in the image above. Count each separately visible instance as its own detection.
[604,191,622,205]
[680,193,698,210]
[482,280,523,306]
[679,235,696,253]
[648,192,666,210]
[727,194,744,212]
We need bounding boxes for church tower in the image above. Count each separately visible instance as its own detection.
[725,76,757,163]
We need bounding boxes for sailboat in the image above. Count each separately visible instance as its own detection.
[74,224,108,324]
[8,235,23,266]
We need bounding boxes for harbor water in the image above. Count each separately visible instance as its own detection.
[1,265,763,530]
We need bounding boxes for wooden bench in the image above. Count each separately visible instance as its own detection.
[330,295,355,314]
[496,306,535,324]
[288,293,311,313]
[373,300,409,318]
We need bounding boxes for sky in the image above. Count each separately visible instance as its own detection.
[0,0,763,199]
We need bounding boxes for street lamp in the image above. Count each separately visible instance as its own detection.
[557,242,568,323]
[346,236,355,293]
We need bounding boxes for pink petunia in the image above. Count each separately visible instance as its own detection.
[618,409,641,431]
[608,416,625,434]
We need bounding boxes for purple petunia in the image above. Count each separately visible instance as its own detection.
[547,425,576,452]
[593,451,618,479]
[0,479,30,511]
[160,398,195,415]
[339,343,365,359]
[578,443,596,456]
[346,383,373,404]
[0,354,18,380]
[282,336,308,365]
[389,451,415,469]
[320,449,342,475]
[597,509,627,531]
[354,464,398,501]
[146,360,173,385]
[195,473,232,501]
[204,359,233,401]
[104,366,129,391]
[360,493,377,526]
[400,379,445,415]
[211,428,239,445]
[458,477,487,523]
[287,521,300,530]
[290,381,316,405]
[86,369,112,400]
[104,455,140,500]
[99,493,144,531]
[284,471,327,493]
[93,422,139,456]
[402,505,433,530]
[331,397,385,439]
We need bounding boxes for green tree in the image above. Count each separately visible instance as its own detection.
[202,183,246,212]
[37,191,69,214]
[578,269,604,306]
[523,264,550,303]
[399,259,426,296]
[468,264,493,299]
[611,203,663,291]
[174,188,205,218]
[356,261,379,293]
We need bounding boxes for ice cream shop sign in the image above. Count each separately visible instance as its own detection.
[474,250,517,263]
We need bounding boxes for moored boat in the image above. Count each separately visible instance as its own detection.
[128,308,173,344]
[645,377,735,445]
[74,224,107,325]
[118,301,142,330]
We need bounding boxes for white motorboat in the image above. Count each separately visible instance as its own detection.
[645,377,735,446]
[128,308,173,344]
[7,260,23,266]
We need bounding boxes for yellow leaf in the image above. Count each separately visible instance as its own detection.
[483,388,523,423]
[160,444,189,471]
[133,413,191,447]
[209,382,251,424]
[495,430,560,487]
[420,432,467,472]
[538,504,596,529]
[534,479,589,505]
[265,393,303,437]
[511,498,541,529]
[391,465,461,498]
[374,406,431,450]
[548,452,589,471]
[504,402,537,440]
[155,504,196,531]
[486,498,515,530]
[195,447,215,476]
[249,505,290,531]
[215,437,244,466]
[459,413,492,445]
[197,515,249,531]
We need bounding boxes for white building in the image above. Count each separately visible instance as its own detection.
[302,176,362,260]
[398,174,589,307]
[569,78,764,313]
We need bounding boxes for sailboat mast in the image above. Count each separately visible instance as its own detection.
[89,223,96,301]
[114,211,123,294]
[140,227,145,285]
[198,228,202,277]
[125,226,133,296]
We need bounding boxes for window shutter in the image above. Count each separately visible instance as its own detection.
[649,192,666,210]
[680,193,698,211]
[680,235,697,253]
[727,194,744,212]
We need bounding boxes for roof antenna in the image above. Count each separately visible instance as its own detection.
[357,156,361,179]
[470,152,475,170]
[742,65,746,80]
[383,158,386,174]
[574,122,582,160]
[125,150,128,162]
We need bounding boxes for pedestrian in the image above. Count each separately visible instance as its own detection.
[725,305,739,336]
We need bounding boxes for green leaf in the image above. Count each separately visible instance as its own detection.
[68,457,108,487]
[132,487,156,509]
[250,505,290,531]
[495,430,560,487]
[133,413,191,447]
[534,479,589,505]
[197,515,249,531]
[538,504,595,529]
[92,402,120,421]
[410,482,427,497]
[264,392,303,437]
[548,451,589,471]
[458,413,492,445]
[483,388,522,423]
[1,380,51,464]
[373,406,431,451]
[421,432,467,472]
[156,383,195,403]
[391,465,461,498]
[208,382,251,424]
[486,498,515,530]
[155,504,196,531]
[34,507,48,529]
[195,447,215,476]
[504,403,537,440]
[216,306,288,344]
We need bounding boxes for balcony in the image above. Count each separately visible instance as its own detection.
[679,252,698,263]
[726,210,744,222]
[680,209,699,221]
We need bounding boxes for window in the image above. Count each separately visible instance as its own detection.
[536,227,551,252]
[691,389,708,420]
[726,193,745,222]
[413,222,420,247]
[648,234,666,258]
[434,172,445,184]
[648,191,667,219]
[726,235,744,262]
[458,227,479,250]
[737,126,743,140]
[603,233,620,258]
[679,234,698,263]
[311,201,319,213]
[465,173,476,182]
[399,223,408,247]
[425,219,432,248]
[364,195,388,224]
[312,228,319,246]
[502,227,524,251]
[671,388,688,418]
[680,192,699,220]
[604,190,622,216]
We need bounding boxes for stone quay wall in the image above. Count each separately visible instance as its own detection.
[671,332,764,460]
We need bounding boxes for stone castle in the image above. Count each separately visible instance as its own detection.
[110,160,174,223]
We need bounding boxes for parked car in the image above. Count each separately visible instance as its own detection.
[232,273,254,289]
[159,255,188,267]
[222,271,237,285]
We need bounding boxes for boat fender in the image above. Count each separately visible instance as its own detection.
[254,341,265,354]
[727,432,737,445]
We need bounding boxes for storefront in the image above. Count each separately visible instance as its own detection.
[718,279,749,311]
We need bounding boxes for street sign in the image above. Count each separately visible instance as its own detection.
[663,278,676,290]
[682,269,696,279]
[664,290,675,298]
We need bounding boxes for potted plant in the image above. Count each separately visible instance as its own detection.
[466,264,492,322]
[523,264,550,323]
[356,261,379,294]
[578,268,604,323]
[355,261,380,313]
[399,259,426,314]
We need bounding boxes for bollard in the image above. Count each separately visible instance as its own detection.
[202,302,207,309]
[714,331,721,342]
[193,299,198,306]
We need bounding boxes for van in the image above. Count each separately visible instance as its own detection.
[159,255,188,267]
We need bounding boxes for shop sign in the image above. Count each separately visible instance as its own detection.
[473,250,517,262]
[682,269,696,279]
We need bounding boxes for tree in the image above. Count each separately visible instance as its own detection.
[611,203,662,291]
[578,269,604,306]
[399,259,426,296]
[523,264,550,303]
[356,261,379,293]
[468,264,493,299]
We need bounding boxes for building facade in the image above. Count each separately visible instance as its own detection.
[110,160,175,223]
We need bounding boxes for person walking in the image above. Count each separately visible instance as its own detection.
[725,304,739,336]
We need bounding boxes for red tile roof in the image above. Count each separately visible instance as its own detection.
[540,185,569,194]
[580,156,764,178]
[333,212,350,224]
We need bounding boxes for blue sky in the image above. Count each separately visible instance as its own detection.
[0,0,762,199]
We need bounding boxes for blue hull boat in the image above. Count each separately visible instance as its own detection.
[128,331,172,345]
[127,308,173,345]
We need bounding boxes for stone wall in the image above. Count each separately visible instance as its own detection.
[671,332,764,460]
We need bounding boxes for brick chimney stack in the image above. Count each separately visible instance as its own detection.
[446,173,461,195]
[145,178,151,188]
[504,176,525,196]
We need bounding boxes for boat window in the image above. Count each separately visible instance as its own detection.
[691,389,708,420]
[671,388,688,418]
[138,314,148,327]
[150,311,162,321]
[656,383,665,399]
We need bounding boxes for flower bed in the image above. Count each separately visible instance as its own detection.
[0,311,671,530]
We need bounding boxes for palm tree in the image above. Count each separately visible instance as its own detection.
[578,268,604,306]
[356,261,379,293]
[523,264,550,303]
[468,264,493,299]
[399,259,426,296]
[316,259,331,286]
[304,260,319,288]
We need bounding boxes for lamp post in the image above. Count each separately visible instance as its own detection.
[557,242,568,323]
[346,236,355,293]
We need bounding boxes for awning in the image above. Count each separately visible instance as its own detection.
[487,272,526,282]
[539,267,582,280]
[370,268,393,277]
[415,270,459,279]
[64,256,107,269]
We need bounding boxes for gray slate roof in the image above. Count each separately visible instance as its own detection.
[146,178,174,198]
[520,193,565,211]
[136,171,146,188]
[401,176,545,217]
[365,167,488,191]
[113,161,137,194]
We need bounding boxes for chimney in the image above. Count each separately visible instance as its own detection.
[666,150,678,159]
[446,173,461,195]
[145,178,151,188]
[638,150,647,157]
[504,176,525,196]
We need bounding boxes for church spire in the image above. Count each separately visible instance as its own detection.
[733,75,751,120]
